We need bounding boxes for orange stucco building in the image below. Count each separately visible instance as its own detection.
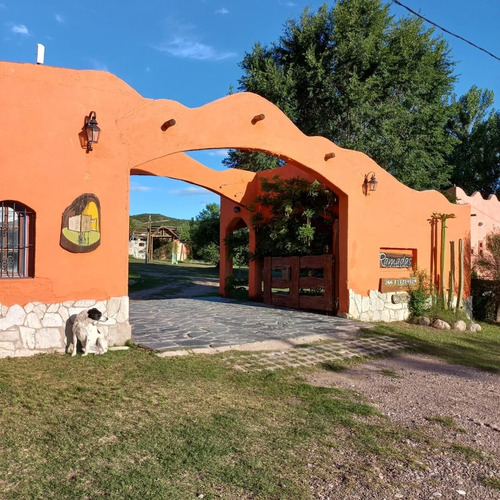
[0,61,471,357]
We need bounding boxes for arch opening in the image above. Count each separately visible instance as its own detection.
[129,146,345,314]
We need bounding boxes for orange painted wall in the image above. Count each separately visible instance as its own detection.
[0,61,471,315]
[221,164,471,308]
[0,63,139,306]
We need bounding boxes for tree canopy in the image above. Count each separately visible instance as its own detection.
[226,0,499,196]
[447,87,500,196]
[187,203,220,265]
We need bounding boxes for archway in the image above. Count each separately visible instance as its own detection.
[129,139,348,310]
[131,153,343,314]
[120,91,353,315]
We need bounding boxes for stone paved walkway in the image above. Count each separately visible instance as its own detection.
[130,297,367,351]
[224,336,409,372]
[130,297,408,364]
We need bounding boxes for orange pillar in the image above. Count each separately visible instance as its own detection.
[219,224,233,297]
[248,227,262,301]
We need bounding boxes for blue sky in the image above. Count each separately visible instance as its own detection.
[2,0,499,220]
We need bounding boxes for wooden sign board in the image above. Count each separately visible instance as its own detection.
[380,251,413,268]
[380,277,418,292]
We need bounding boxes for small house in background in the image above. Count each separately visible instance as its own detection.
[448,186,500,265]
[129,225,189,262]
[128,234,147,259]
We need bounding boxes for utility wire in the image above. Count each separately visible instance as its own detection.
[391,0,500,62]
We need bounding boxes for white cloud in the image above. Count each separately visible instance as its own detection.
[11,24,30,36]
[215,8,229,15]
[154,36,236,61]
[130,183,154,192]
[55,14,65,23]
[206,149,229,157]
[168,186,214,196]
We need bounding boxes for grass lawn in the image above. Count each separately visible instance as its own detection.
[363,321,500,373]
[1,323,499,498]
[128,259,219,295]
[1,260,498,498]
[0,349,386,498]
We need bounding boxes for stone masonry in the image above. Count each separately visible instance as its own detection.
[348,289,473,322]
[348,289,410,322]
[0,296,131,358]
[225,336,409,372]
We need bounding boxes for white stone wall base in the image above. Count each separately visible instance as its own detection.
[348,289,473,322]
[348,289,410,322]
[0,296,131,358]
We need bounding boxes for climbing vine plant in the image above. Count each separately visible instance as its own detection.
[250,176,337,259]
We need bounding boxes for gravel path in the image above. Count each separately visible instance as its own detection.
[306,353,499,499]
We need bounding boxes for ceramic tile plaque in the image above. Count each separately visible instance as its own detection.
[60,193,101,253]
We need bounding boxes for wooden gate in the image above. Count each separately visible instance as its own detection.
[263,255,335,313]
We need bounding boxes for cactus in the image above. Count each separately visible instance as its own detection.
[457,238,464,312]
[431,212,455,306]
[448,241,455,310]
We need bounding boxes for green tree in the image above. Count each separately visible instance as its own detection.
[189,203,220,265]
[447,87,500,196]
[222,150,281,172]
[176,220,192,242]
[224,227,249,269]
[228,0,459,190]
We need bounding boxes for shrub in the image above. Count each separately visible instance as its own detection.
[408,269,431,318]
[224,276,249,301]
[472,278,499,322]
[409,288,429,318]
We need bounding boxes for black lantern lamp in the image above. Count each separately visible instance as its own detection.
[364,172,378,193]
[85,111,101,152]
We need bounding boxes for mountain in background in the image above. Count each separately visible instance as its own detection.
[130,213,189,228]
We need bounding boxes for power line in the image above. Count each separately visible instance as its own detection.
[391,0,500,62]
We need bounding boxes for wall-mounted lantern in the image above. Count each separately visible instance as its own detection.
[364,172,378,194]
[85,111,100,152]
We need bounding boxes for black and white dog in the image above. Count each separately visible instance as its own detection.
[71,308,109,356]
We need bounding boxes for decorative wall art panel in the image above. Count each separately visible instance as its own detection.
[61,194,101,253]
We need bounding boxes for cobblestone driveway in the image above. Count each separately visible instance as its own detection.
[130,297,407,364]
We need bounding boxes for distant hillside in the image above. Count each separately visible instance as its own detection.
[130,213,190,228]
